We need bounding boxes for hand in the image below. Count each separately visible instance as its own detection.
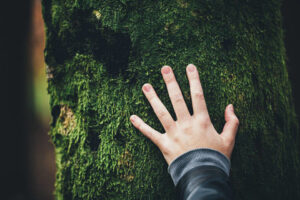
[130,64,239,165]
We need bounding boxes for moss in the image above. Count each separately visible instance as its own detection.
[42,0,300,199]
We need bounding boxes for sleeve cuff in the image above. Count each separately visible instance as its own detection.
[167,148,231,186]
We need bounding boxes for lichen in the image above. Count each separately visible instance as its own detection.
[92,10,101,20]
[58,105,76,136]
[118,150,135,182]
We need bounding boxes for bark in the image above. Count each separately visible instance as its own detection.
[42,0,300,199]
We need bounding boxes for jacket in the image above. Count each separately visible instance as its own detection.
[168,148,233,200]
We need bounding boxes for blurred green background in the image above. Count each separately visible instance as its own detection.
[29,0,54,199]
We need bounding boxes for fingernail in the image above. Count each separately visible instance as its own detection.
[130,115,136,123]
[143,84,151,92]
[162,66,171,74]
[229,104,234,111]
[187,64,195,72]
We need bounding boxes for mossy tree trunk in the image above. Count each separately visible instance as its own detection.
[42,0,300,199]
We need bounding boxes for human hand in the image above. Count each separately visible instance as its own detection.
[130,64,239,165]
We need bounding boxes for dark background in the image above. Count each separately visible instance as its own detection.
[0,0,299,199]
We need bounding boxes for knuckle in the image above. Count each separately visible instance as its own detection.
[196,114,211,126]
[136,121,142,131]
[189,72,198,79]
[149,133,159,144]
[157,109,166,118]
[172,134,180,143]
[163,122,172,131]
[201,120,210,128]
[164,75,174,84]
[223,138,231,147]
[221,137,230,149]
[225,137,235,148]
[159,142,169,154]
[180,121,192,133]
[173,93,184,104]
[161,148,170,156]
[148,93,156,102]
[193,91,204,101]
[233,117,239,125]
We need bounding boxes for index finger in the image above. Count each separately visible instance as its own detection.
[142,83,176,133]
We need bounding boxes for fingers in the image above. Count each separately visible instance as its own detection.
[186,64,209,117]
[221,104,239,144]
[130,115,164,148]
[161,66,191,121]
[142,83,176,132]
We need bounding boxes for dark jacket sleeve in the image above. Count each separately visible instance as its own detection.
[168,148,233,200]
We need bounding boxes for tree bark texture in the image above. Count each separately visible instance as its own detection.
[42,0,300,199]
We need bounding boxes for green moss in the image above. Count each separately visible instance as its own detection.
[42,0,300,199]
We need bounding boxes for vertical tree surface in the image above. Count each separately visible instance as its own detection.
[42,0,300,199]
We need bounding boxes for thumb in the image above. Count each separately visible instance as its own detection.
[221,104,239,144]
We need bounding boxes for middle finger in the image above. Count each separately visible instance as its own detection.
[161,65,191,122]
[142,83,176,133]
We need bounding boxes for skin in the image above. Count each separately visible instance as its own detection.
[130,64,239,165]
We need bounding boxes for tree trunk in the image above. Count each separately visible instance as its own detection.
[42,0,300,199]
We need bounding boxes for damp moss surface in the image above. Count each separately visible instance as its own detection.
[42,0,300,199]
